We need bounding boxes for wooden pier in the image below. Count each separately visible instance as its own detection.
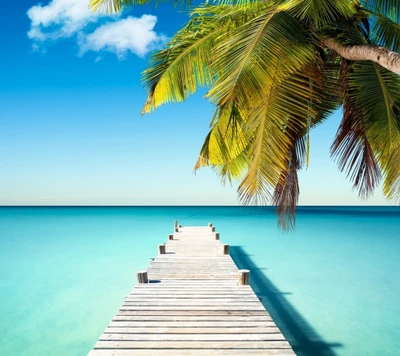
[88,223,295,355]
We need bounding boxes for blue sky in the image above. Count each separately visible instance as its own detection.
[0,0,391,205]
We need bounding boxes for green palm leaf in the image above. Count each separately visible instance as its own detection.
[385,146,400,202]
[363,0,400,23]
[372,14,400,51]
[89,0,190,13]
[142,5,267,114]
[207,9,315,109]
[280,0,355,28]
[272,133,305,230]
[332,60,400,200]
[194,103,249,183]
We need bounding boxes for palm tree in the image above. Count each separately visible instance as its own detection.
[90,0,400,229]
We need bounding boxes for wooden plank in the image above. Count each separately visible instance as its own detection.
[127,294,257,298]
[125,297,260,301]
[98,333,286,341]
[131,286,252,290]
[94,340,292,349]
[104,327,280,334]
[122,299,261,304]
[109,321,277,327]
[119,306,266,311]
[89,350,295,355]
[112,315,273,322]
[116,310,269,316]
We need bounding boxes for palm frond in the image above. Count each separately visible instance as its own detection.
[331,116,382,199]
[218,0,273,6]
[237,100,290,205]
[331,69,381,199]
[236,70,320,206]
[363,0,400,23]
[89,0,189,13]
[272,133,305,230]
[280,0,355,28]
[384,145,400,202]
[333,60,400,200]
[142,5,267,114]
[194,103,249,183]
[371,14,400,52]
[206,9,315,110]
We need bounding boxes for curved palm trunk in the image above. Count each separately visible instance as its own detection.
[323,38,400,75]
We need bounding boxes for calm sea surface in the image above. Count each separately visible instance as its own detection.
[0,206,399,356]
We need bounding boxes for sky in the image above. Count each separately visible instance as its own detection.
[0,0,392,206]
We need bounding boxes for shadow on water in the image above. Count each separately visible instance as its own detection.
[230,246,343,356]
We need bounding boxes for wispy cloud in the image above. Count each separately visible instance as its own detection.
[27,0,166,58]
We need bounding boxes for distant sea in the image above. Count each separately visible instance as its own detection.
[0,206,399,356]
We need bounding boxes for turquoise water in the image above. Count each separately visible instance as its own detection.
[0,206,399,356]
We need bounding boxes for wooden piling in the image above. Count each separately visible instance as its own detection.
[159,244,166,254]
[168,234,174,240]
[222,244,229,255]
[215,232,220,240]
[136,270,148,284]
[238,269,250,286]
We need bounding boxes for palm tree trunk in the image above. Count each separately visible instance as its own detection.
[323,38,400,75]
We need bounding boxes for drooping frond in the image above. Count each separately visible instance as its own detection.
[331,62,382,198]
[89,0,189,13]
[385,146,400,202]
[194,103,249,183]
[237,98,291,205]
[142,5,268,114]
[273,133,305,230]
[333,60,400,201]
[269,59,339,229]
[236,68,322,206]
[331,113,382,199]
[203,47,340,218]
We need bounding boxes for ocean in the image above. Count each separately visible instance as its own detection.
[0,206,399,356]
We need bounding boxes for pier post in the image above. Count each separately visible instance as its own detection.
[222,244,229,255]
[174,220,179,232]
[238,269,250,285]
[159,244,166,254]
[136,270,148,284]
[208,223,213,227]
[215,232,220,240]
[168,234,174,240]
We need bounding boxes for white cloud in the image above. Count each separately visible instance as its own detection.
[27,0,166,58]
[79,15,166,58]
[27,0,98,41]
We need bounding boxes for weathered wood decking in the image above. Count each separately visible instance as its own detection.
[88,224,295,355]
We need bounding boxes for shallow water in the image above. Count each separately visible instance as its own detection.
[0,206,399,355]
